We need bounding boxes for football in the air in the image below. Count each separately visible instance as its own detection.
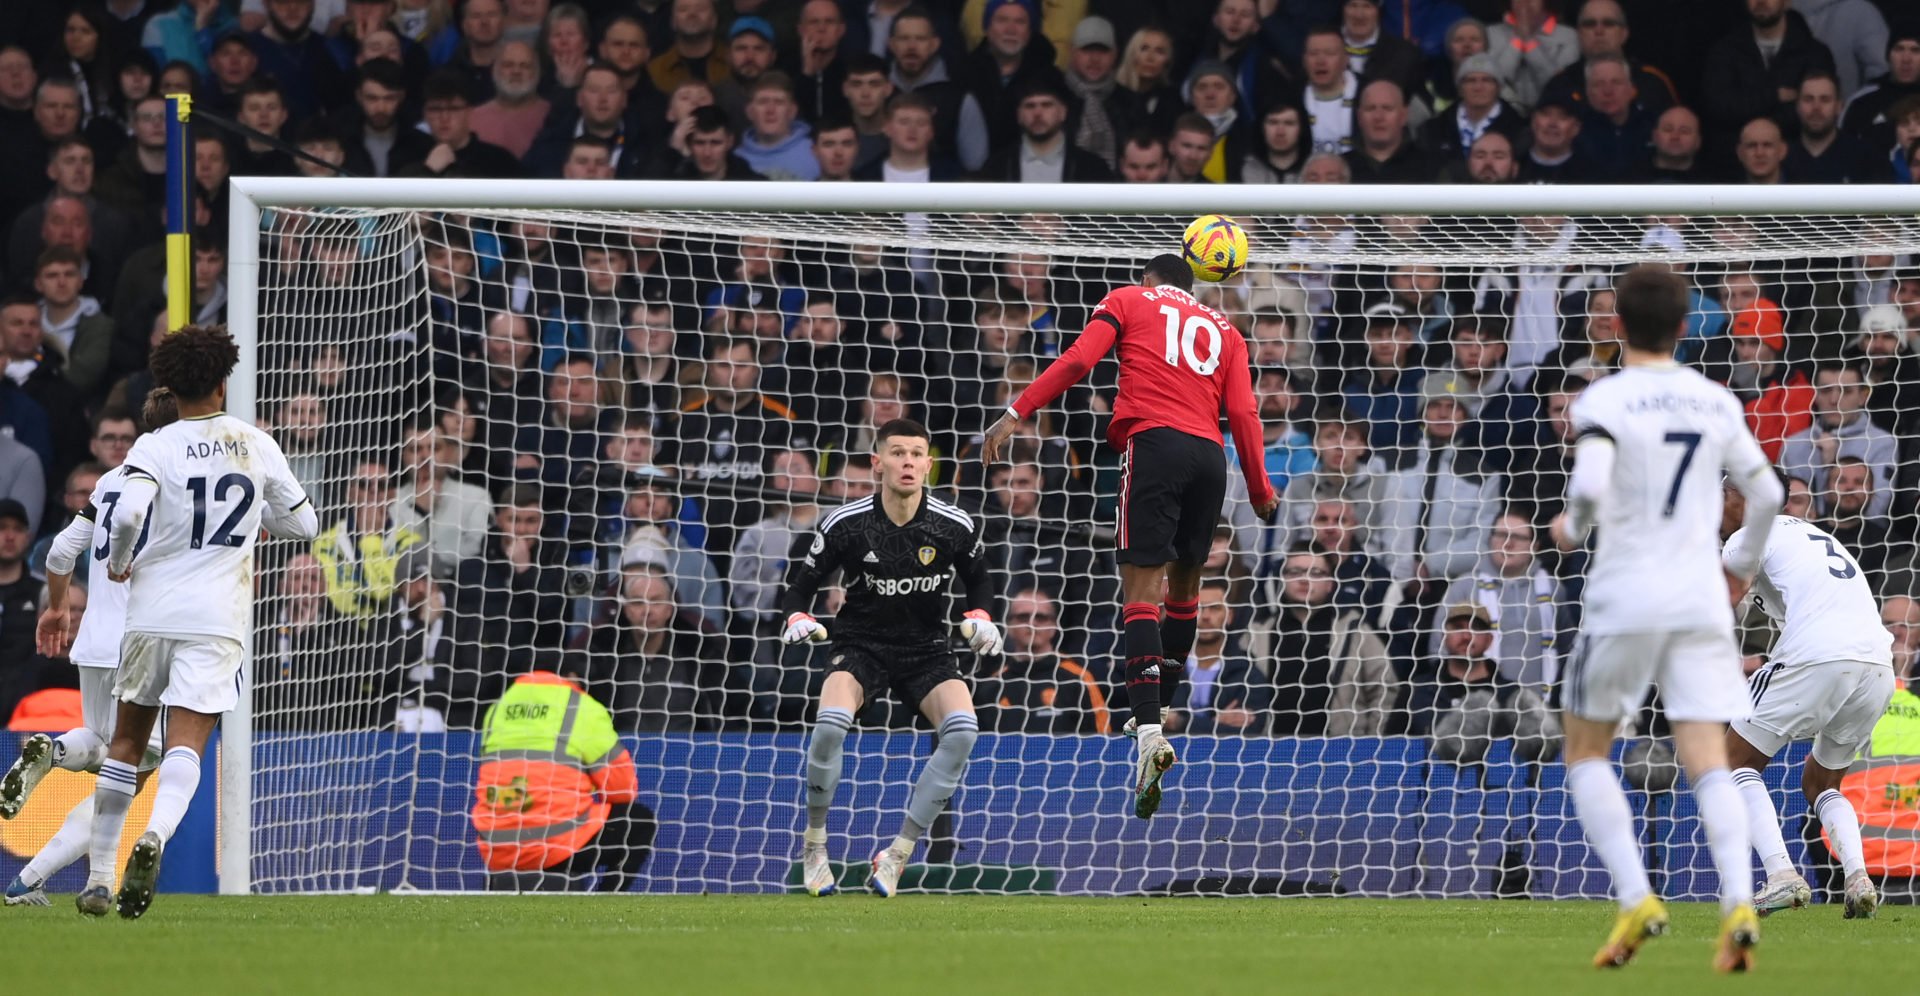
[1183,214,1248,283]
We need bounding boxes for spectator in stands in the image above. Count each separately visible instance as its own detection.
[1848,304,1920,436]
[1782,473,1816,519]
[1115,131,1169,182]
[1382,377,1500,589]
[885,8,988,172]
[0,295,87,476]
[515,352,612,492]
[1344,302,1428,465]
[590,16,658,110]
[89,93,165,227]
[1737,115,1791,184]
[1166,114,1218,184]
[663,338,800,554]
[1233,101,1308,183]
[975,585,1110,734]
[1438,510,1560,692]
[1841,24,1920,150]
[1779,362,1900,519]
[525,64,647,179]
[1224,366,1315,568]
[313,458,429,622]
[1061,16,1119,169]
[729,448,821,639]
[1247,546,1396,737]
[453,483,567,693]
[584,564,715,731]
[616,466,726,630]
[27,461,101,582]
[1470,215,1594,375]
[30,247,111,395]
[1516,93,1585,182]
[1417,53,1521,162]
[1794,0,1888,101]
[1816,457,1909,594]
[857,92,959,181]
[252,552,361,732]
[406,69,525,178]
[810,118,858,181]
[712,17,778,127]
[793,0,851,125]
[251,0,349,120]
[964,0,1066,155]
[1346,80,1437,183]
[431,0,504,104]
[837,55,892,171]
[1282,413,1388,550]
[672,105,764,180]
[1540,0,1675,112]
[1459,130,1518,183]
[1161,578,1250,735]
[195,31,258,122]
[736,73,817,180]
[1788,70,1888,183]
[230,77,294,177]
[648,0,728,95]
[1429,314,1513,414]
[273,390,331,505]
[393,422,494,578]
[1572,54,1655,181]
[1341,0,1426,102]
[1702,0,1836,152]
[1639,105,1707,183]
[86,407,135,470]
[339,58,431,176]
[1883,594,1920,680]
[1411,602,1560,762]
[979,76,1113,182]
[1487,0,1578,112]
[469,40,547,158]
[1721,279,1811,459]
[982,458,1109,648]
[1500,369,1587,525]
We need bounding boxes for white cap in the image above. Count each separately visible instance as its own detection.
[1860,303,1905,336]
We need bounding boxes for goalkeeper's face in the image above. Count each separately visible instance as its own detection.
[876,436,930,494]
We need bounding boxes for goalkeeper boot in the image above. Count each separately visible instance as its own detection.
[0,733,53,819]
[1132,731,1176,820]
[1592,895,1669,969]
[1712,904,1760,974]
[4,875,49,907]
[1843,871,1879,920]
[867,846,908,898]
[75,885,112,917]
[802,842,837,897]
[1752,872,1812,917]
[115,831,163,920]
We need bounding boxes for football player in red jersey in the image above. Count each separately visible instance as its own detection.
[982,253,1277,818]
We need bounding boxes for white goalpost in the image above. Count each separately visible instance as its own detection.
[220,178,1920,896]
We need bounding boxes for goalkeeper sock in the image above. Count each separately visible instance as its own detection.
[805,707,854,833]
[20,794,94,890]
[88,759,138,887]
[1691,767,1754,913]
[1566,758,1652,910]
[1814,788,1868,880]
[1122,602,1164,726]
[1732,768,1793,878]
[1159,596,1198,715]
[53,727,106,772]
[144,747,202,845]
[898,713,978,853]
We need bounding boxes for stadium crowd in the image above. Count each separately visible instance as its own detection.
[0,0,1918,750]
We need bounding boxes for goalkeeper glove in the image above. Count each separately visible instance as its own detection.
[957,609,1002,656]
[783,612,828,645]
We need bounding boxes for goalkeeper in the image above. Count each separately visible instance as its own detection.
[780,418,1000,899]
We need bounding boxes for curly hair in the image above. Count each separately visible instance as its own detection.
[149,324,239,402]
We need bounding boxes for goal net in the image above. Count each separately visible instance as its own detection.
[234,181,1920,897]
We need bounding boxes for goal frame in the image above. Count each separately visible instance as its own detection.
[219,177,1920,894]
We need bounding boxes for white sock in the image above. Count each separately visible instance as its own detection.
[144,746,202,845]
[88,760,138,887]
[53,728,105,772]
[1732,768,1794,878]
[888,831,918,858]
[1692,768,1754,912]
[1566,758,1652,910]
[20,795,94,890]
[1814,788,1868,880]
[802,826,827,847]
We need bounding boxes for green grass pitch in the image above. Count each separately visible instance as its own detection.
[5,895,1908,994]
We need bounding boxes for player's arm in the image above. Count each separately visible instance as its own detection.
[1221,336,1278,517]
[35,504,95,656]
[259,436,320,540]
[106,468,158,581]
[981,313,1120,465]
[1721,429,1785,588]
[777,521,845,643]
[954,519,1002,656]
[1552,399,1614,550]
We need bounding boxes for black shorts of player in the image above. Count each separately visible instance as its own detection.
[828,644,964,710]
[1117,427,1228,568]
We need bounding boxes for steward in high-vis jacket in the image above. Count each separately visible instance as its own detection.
[472,666,655,891]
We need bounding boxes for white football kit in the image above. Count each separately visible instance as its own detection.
[1723,516,1896,767]
[1562,365,1779,723]
[110,413,316,714]
[39,465,162,768]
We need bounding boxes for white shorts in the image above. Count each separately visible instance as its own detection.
[115,632,245,715]
[78,667,165,772]
[1733,660,1897,770]
[1563,627,1748,724]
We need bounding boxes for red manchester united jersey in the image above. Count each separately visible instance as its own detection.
[1010,283,1274,505]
